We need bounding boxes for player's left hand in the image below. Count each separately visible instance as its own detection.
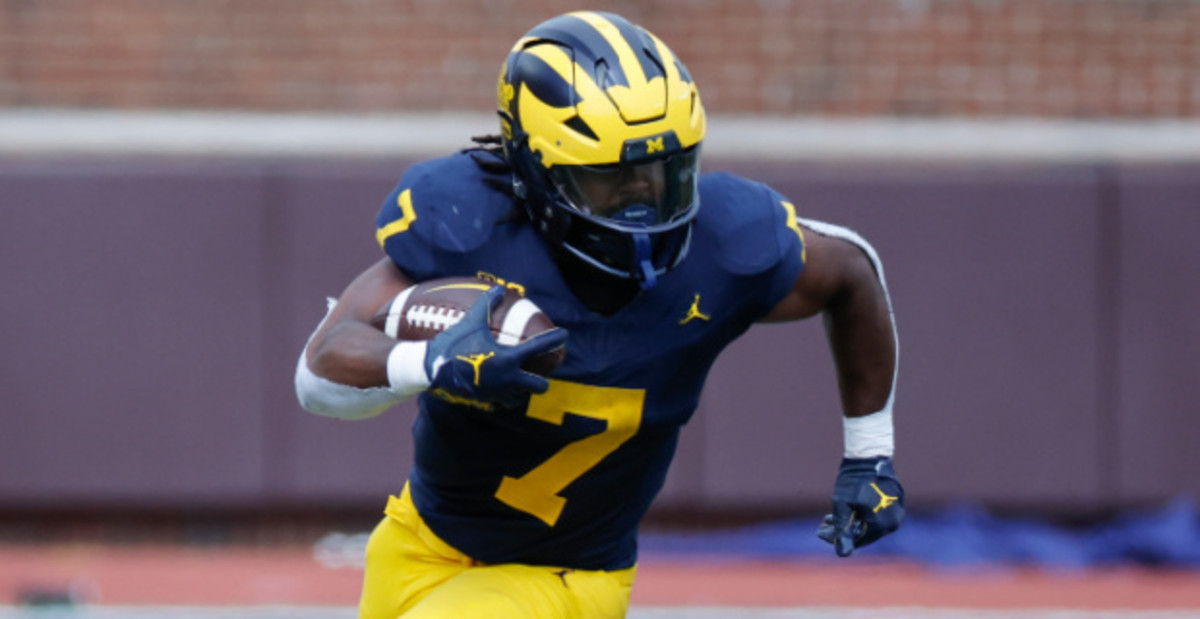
[816,456,904,557]
[425,286,567,409]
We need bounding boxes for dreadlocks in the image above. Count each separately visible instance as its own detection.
[464,134,525,221]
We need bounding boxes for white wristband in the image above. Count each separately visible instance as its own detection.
[843,409,894,458]
[386,341,431,398]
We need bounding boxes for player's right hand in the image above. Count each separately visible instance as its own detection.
[424,286,567,409]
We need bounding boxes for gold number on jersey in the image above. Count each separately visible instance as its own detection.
[375,189,419,247]
[780,200,806,263]
[494,379,644,526]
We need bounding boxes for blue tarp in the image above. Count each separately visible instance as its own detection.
[640,498,1200,568]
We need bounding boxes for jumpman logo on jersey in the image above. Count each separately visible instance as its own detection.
[869,482,898,513]
[456,352,495,386]
[679,293,711,324]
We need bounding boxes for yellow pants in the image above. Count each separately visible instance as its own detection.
[358,485,637,618]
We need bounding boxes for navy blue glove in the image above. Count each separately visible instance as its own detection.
[816,456,905,557]
[425,286,567,409]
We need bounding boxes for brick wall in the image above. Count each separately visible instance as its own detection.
[2,0,1198,117]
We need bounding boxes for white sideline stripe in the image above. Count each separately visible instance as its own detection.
[497,298,539,346]
[0,606,1193,618]
[3,110,1200,161]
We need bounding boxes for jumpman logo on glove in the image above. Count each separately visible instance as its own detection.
[869,482,899,513]
[456,352,495,386]
[817,456,905,557]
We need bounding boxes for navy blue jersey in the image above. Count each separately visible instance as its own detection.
[374,152,805,570]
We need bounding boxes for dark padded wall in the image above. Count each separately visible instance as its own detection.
[702,163,1109,509]
[1,157,1196,514]
[263,164,418,505]
[1113,166,1200,504]
[0,161,268,506]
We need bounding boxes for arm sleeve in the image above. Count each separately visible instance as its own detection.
[293,298,404,421]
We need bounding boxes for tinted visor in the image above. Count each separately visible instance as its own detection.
[548,147,700,229]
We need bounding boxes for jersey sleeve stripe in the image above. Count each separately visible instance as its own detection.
[780,200,807,263]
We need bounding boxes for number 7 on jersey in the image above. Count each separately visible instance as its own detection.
[494,380,645,526]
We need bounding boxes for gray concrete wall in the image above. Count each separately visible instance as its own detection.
[1,157,1196,515]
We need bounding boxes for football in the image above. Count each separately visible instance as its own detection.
[371,277,566,376]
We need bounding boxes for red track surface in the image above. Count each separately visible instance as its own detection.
[3,545,1200,609]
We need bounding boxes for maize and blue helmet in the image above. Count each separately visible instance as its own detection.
[498,11,706,289]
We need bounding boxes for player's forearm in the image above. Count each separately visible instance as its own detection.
[294,322,406,420]
[823,254,897,419]
[306,321,395,388]
[296,319,436,420]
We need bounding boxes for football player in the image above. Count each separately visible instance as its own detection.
[296,10,903,618]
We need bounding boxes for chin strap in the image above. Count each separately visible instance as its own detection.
[633,233,657,289]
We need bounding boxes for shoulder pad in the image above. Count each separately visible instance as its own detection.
[696,172,806,276]
[375,153,518,279]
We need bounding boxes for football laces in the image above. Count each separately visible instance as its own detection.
[406,305,464,332]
